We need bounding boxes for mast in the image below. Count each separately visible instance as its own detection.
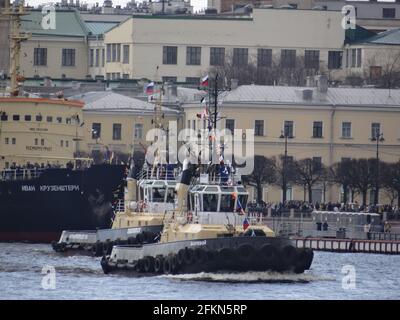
[3,1,29,96]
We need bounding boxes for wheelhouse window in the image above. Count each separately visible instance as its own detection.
[220,194,235,212]
[13,115,20,121]
[152,187,166,203]
[203,193,218,212]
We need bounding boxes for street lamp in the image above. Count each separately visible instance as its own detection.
[279,130,292,203]
[371,132,384,206]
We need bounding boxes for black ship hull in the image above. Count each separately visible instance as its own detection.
[101,236,314,275]
[0,164,126,242]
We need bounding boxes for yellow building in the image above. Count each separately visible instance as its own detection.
[0,97,84,170]
[71,91,183,156]
[182,79,400,203]
[102,7,345,81]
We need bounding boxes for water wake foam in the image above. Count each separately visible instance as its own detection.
[161,271,334,283]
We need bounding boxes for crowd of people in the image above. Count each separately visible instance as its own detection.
[247,200,400,217]
[1,161,77,180]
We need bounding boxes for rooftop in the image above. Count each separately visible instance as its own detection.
[181,84,400,108]
[356,28,400,45]
[22,10,88,37]
[219,85,400,107]
[71,91,179,114]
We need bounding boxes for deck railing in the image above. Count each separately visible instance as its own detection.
[0,168,45,181]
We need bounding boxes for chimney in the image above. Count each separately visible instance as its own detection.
[302,89,313,100]
[230,79,239,90]
[316,75,328,94]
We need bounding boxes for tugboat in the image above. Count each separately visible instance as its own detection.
[101,74,314,275]
[52,160,178,256]
[101,158,314,275]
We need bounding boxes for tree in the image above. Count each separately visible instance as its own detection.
[347,158,377,206]
[381,161,400,206]
[271,155,297,202]
[209,52,321,87]
[330,159,356,203]
[293,158,327,203]
[242,155,276,203]
[364,50,400,89]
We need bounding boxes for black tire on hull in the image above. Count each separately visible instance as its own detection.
[259,244,278,268]
[154,256,164,273]
[177,249,186,265]
[280,245,298,271]
[183,248,195,265]
[163,257,172,274]
[144,256,155,273]
[294,249,308,274]
[236,244,255,264]
[304,248,314,270]
[194,248,208,264]
[101,256,110,274]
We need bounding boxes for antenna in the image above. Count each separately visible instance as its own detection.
[3,1,30,96]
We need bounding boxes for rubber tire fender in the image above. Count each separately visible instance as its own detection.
[183,248,195,265]
[194,247,208,264]
[281,245,298,268]
[144,256,155,273]
[154,256,164,273]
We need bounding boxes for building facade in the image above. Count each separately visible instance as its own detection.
[182,81,400,203]
[0,97,84,170]
[103,8,345,82]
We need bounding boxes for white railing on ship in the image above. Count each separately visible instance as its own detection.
[138,167,177,181]
[114,199,125,213]
[0,168,45,181]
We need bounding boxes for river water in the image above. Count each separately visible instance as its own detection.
[1,243,399,300]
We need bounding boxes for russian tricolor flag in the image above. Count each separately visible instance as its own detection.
[200,75,209,87]
[243,217,249,231]
[145,82,155,95]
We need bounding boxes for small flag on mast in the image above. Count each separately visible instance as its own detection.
[145,82,155,95]
[243,217,250,231]
[200,75,209,87]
